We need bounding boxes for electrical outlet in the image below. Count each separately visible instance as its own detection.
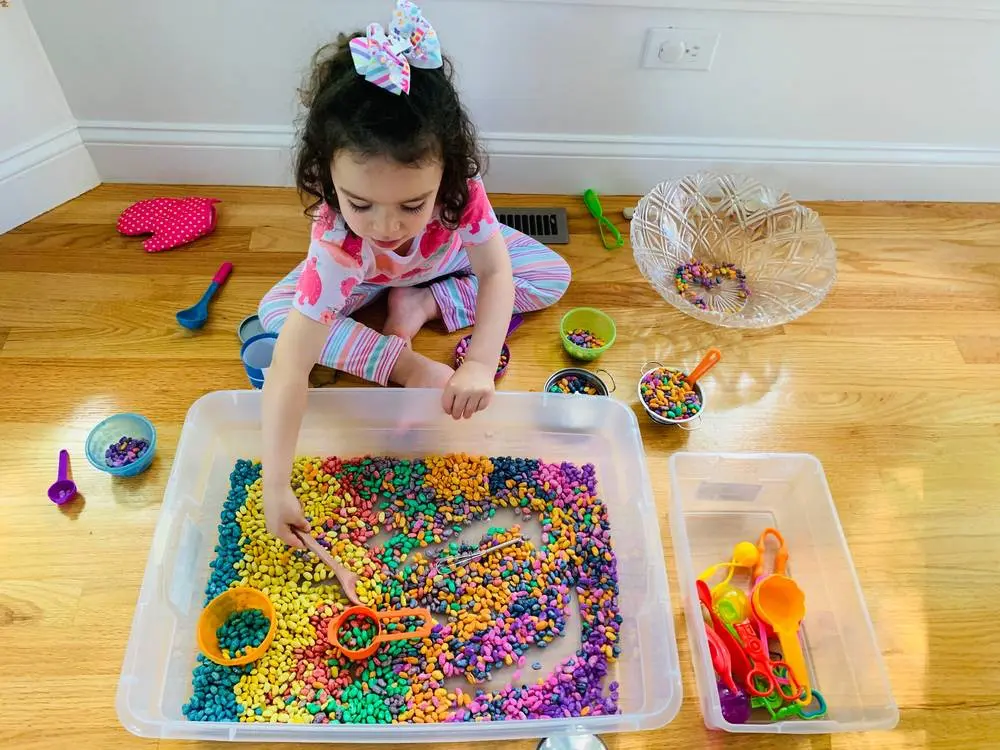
[642,27,720,71]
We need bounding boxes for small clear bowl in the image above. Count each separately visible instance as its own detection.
[85,413,157,477]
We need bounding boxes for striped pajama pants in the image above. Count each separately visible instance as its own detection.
[258,225,571,385]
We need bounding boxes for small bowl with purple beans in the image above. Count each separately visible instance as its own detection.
[85,412,157,477]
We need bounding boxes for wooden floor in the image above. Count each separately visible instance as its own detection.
[2,185,999,750]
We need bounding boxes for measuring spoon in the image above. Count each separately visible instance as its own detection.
[177,262,233,330]
[718,680,751,725]
[699,540,760,599]
[753,574,812,705]
[328,604,434,661]
[47,449,78,505]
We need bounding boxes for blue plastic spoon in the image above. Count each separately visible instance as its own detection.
[177,262,233,330]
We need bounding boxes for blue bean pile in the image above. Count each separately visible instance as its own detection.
[217,608,271,659]
[183,460,260,722]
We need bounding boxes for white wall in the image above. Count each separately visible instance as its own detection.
[23,0,1000,200]
[0,2,99,233]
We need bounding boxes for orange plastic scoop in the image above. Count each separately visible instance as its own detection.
[686,347,722,388]
[197,587,276,666]
[327,604,434,661]
[752,575,812,705]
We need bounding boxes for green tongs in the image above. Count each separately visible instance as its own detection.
[584,189,624,250]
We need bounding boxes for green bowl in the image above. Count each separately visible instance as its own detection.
[560,307,617,361]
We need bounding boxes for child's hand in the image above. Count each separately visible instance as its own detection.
[264,485,310,547]
[442,361,495,419]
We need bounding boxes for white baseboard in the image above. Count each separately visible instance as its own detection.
[77,120,1000,202]
[0,126,101,234]
[460,0,1000,21]
[80,122,297,189]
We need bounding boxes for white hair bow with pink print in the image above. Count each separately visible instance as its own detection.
[350,1,443,96]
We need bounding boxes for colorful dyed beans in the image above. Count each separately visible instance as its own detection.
[217,608,271,660]
[674,261,751,311]
[549,374,600,395]
[335,613,377,651]
[564,328,606,349]
[640,367,701,420]
[105,436,149,468]
[183,455,622,725]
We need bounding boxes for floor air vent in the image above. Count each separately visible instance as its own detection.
[494,207,570,244]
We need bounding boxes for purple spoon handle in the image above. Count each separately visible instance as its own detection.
[58,449,70,481]
[506,314,524,339]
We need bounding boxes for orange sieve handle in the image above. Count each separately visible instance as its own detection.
[374,607,434,643]
[686,348,722,388]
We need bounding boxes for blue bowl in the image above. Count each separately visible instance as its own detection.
[85,413,157,477]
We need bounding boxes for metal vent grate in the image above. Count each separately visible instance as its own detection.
[494,207,570,244]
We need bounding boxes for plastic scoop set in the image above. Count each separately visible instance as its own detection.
[697,528,827,724]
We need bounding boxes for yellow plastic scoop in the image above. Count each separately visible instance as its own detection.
[752,574,812,705]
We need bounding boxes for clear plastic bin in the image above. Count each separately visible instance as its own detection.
[116,389,682,743]
[668,452,898,734]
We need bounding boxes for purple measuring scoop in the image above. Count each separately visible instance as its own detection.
[505,313,525,339]
[47,449,78,505]
[718,681,751,724]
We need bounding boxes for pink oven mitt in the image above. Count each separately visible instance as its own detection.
[117,197,221,253]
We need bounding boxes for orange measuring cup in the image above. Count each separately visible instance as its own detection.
[327,604,434,661]
[197,587,277,666]
[753,573,812,706]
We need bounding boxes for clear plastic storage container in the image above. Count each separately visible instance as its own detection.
[117,389,682,743]
[669,452,898,734]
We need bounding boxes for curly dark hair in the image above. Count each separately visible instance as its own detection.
[295,33,485,230]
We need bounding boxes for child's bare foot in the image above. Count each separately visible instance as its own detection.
[390,348,454,389]
[384,286,440,341]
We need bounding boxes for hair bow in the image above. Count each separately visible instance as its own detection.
[349,1,443,96]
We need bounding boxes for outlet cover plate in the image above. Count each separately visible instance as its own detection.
[642,27,720,71]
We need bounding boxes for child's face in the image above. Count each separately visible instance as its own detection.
[331,152,443,251]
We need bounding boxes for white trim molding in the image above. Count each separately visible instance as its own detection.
[77,120,1000,202]
[455,0,1000,21]
[78,122,297,189]
[0,126,101,234]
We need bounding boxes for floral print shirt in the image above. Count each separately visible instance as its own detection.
[293,176,499,324]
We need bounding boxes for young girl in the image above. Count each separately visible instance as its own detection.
[260,1,571,552]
